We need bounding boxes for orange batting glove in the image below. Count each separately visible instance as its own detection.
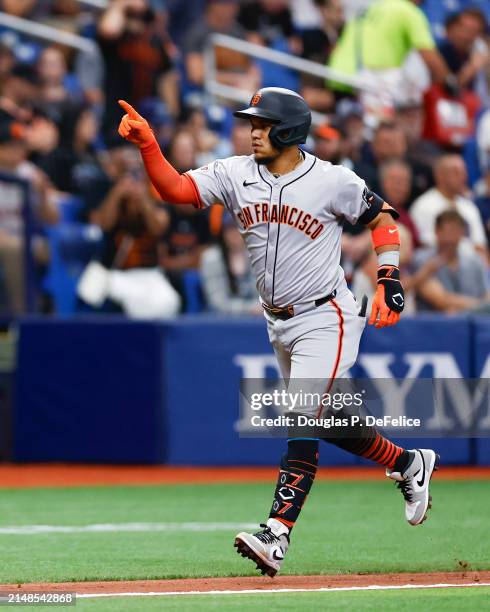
[118,100,156,148]
[368,265,404,329]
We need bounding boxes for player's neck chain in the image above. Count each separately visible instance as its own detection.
[272,150,304,178]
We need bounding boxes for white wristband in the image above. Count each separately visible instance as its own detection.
[378,250,400,267]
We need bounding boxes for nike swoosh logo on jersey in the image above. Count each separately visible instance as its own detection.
[388,228,398,233]
[416,452,426,487]
[243,180,258,187]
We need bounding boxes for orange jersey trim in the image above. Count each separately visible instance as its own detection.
[316,299,344,418]
[184,173,205,210]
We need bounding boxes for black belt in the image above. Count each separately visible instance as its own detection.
[262,289,337,321]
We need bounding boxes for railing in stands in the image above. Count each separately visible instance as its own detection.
[205,33,370,126]
[0,172,35,315]
[76,0,108,8]
[0,11,98,53]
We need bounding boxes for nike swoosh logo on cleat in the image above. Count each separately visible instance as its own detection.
[416,452,426,487]
[272,550,284,561]
[243,180,258,187]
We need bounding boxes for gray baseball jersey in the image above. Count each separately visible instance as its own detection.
[188,151,368,307]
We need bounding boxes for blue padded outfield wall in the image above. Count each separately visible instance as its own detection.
[13,315,490,465]
[474,317,490,465]
[15,319,166,463]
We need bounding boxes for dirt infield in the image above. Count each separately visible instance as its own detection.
[2,572,490,594]
[1,464,489,488]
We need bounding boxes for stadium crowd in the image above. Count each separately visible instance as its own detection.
[0,0,490,318]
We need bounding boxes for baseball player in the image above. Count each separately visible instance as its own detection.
[118,88,438,578]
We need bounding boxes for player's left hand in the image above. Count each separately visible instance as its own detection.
[368,265,404,328]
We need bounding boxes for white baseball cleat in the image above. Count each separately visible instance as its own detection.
[387,448,439,526]
[234,518,290,577]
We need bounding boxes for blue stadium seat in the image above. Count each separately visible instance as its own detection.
[57,195,85,223]
[182,269,204,313]
[43,223,104,316]
[463,136,481,187]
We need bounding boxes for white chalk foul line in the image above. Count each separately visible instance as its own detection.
[76,583,490,599]
[0,522,257,535]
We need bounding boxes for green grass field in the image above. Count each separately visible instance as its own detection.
[72,588,490,611]
[0,480,488,583]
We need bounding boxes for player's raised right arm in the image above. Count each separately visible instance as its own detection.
[117,100,201,207]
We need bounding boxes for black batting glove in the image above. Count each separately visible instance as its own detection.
[369,266,405,328]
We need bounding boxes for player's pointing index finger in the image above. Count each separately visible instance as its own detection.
[118,100,143,120]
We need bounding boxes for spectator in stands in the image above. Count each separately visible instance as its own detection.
[438,8,489,93]
[328,0,451,117]
[97,0,178,139]
[0,61,61,157]
[379,159,420,247]
[50,0,81,19]
[184,108,220,166]
[314,124,342,165]
[0,0,53,19]
[82,139,149,221]
[37,104,108,201]
[0,110,59,314]
[355,122,407,191]
[165,129,199,176]
[352,204,473,317]
[476,108,490,175]
[0,63,40,120]
[410,154,487,253]
[0,63,63,168]
[1,64,63,185]
[230,121,252,156]
[474,161,490,245]
[37,46,83,108]
[302,0,344,64]
[36,46,86,139]
[80,156,180,318]
[355,122,432,200]
[184,0,260,92]
[238,0,297,48]
[201,213,261,314]
[413,210,490,313]
[159,130,211,302]
[300,0,344,112]
[97,140,142,186]
[166,0,206,47]
[343,122,430,278]
[335,99,364,165]
[290,0,323,30]
[238,0,301,90]
[0,43,14,81]
[209,121,252,236]
[395,100,441,172]
[137,97,175,149]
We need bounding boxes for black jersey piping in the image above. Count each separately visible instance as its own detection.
[271,156,317,305]
[257,165,273,287]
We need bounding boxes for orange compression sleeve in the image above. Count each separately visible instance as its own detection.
[140,140,203,207]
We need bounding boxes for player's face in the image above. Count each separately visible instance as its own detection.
[250,117,280,164]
